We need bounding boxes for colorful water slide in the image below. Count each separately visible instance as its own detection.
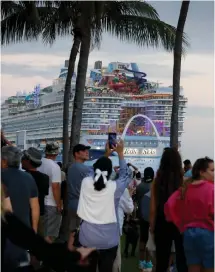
[123,63,147,88]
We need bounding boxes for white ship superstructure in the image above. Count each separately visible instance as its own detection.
[1,60,187,172]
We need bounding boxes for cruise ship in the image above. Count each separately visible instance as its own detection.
[1,61,187,172]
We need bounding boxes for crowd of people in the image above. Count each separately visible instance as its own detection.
[1,131,214,272]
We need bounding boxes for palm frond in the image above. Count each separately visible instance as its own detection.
[1,8,41,45]
[102,15,189,52]
[41,1,77,45]
[1,0,189,54]
[113,1,159,19]
[1,1,22,20]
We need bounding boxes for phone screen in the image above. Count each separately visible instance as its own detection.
[108,133,117,149]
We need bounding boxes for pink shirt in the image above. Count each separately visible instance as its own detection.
[165,181,214,232]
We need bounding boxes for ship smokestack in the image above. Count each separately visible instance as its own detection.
[94,61,102,69]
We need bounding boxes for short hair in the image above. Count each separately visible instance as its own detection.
[2,146,22,168]
[183,159,191,165]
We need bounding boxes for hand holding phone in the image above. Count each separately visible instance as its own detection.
[108,133,117,149]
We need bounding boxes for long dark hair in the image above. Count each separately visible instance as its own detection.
[93,156,112,191]
[155,147,183,211]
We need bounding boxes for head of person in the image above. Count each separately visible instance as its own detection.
[45,142,59,160]
[1,146,22,169]
[21,147,42,170]
[93,156,113,191]
[155,147,183,206]
[135,171,141,180]
[183,159,192,172]
[143,167,154,183]
[73,144,90,163]
[57,162,62,169]
[192,157,214,182]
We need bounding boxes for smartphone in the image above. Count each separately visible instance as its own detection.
[108,132,117,149]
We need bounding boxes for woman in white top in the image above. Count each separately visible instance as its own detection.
[77,140,131,272]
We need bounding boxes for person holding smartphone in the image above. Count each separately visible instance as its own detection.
[77,139,132,272]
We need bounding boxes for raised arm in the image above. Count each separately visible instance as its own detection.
[114,140,132,200]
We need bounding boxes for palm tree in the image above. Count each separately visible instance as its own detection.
[1,1,81,166]
[67,1,189,162]
[1,1,188,164]
[170,0,190,148]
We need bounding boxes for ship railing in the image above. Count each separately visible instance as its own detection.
[84,92,122,98]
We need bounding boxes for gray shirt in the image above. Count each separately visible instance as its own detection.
[136,182,151,206]
[141,191,151,222]
[67,162,90,211]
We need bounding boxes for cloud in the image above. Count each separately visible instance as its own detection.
[1,58,204,82]
[1,74,52,95]
[1,63,59,79]
[181,115,214,161]
[1,53,66,69]
[186,106,214,119]
[152,1,214,54]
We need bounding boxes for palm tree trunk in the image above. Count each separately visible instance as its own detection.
[68,30,91,163]
[62,35,81,167]
[170,0,190,148]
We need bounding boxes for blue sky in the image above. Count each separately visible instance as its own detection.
[1,1,214,162]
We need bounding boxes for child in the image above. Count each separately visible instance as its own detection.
[165,157,214,272]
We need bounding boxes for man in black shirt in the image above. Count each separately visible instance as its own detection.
[21,147,49,235]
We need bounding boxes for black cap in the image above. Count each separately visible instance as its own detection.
[73,144,91,156]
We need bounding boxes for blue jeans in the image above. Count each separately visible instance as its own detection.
[183,228,214,269]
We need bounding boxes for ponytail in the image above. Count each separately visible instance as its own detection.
[93,156,113,191]
[94,175,106,191]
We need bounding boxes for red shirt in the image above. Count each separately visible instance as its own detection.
[165,181,214,232]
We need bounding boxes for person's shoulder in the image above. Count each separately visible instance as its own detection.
[18,170,36,187]
[81,175,94,187]
[203,181,214,190]
[40,157,52,166]
[137,182,147,190]
[35,171,49,180]
[1,168,8,178]
[70,162,89,172]
[136,182,143,190]
[19,169,33,179]
[44,159,60,170]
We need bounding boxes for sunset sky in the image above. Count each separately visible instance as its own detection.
[1,1,214,162]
